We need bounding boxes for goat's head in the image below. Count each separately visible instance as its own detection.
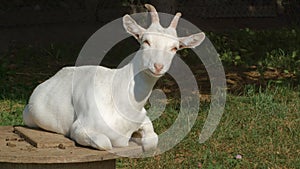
[123,4,205,77]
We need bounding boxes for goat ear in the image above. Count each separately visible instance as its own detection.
[178,32,205,49]
[123,14,145,40]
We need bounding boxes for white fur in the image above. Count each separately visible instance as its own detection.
[23,4,205,151]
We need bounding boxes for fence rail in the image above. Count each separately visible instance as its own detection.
[0,0,284,27]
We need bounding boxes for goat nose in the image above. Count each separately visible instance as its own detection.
[154,63,164,72]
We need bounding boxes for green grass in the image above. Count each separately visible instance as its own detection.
[116,84,300,168]
[0,99,24,126]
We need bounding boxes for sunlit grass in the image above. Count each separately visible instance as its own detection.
[117,85,300,168]
[0,99,25,126]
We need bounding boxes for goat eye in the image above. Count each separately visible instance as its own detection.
[171,47,178,52]
[143,40,150,46]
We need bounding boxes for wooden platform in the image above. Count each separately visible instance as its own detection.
[0,126,143,169]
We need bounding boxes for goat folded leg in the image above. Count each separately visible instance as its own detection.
[70,120,112,150]
[131,116,158,152]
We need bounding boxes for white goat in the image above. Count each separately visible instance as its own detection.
[23,4,205,151]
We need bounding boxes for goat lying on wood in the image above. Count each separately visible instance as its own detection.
[23,4,205,151]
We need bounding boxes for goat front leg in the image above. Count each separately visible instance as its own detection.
[132,116,158,152]
[70,120,112,150]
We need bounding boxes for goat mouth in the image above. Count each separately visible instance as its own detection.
[145,69,163,78]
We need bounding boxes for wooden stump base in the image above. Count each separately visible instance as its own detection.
[0,126,142,169]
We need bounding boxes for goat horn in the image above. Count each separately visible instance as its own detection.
[145,4,159,24]
[169,12,182,29]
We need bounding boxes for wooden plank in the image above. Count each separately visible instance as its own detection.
[14,126,75,148]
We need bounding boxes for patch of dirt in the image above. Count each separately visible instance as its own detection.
[156,64,297,102]
[225,66,296,94]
